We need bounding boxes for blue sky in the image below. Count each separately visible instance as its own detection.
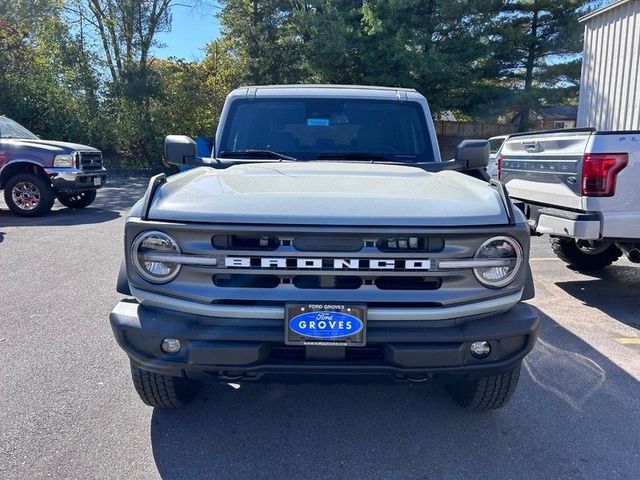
[153,4,221,60]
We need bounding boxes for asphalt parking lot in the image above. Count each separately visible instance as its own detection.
[1,178,639,480]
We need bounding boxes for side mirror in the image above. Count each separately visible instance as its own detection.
[164,135,202,166]
[455,139,490,169]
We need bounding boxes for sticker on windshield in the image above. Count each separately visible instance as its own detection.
[307,118,330,127]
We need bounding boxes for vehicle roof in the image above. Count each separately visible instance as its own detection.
[228,84,422,100]
[243,84,418,92]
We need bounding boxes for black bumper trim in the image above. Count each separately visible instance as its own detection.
[515,202,600,223]
[110,301,539,382]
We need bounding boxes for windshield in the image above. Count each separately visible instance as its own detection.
[218,98,435,162]
[0,116,39,140]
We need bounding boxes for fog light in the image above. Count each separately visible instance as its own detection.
[161,338,181,353]
[470,341,491,359]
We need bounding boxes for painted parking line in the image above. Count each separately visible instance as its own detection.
[614,337,640,344]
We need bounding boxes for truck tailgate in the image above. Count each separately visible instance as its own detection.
[500,130,592,210]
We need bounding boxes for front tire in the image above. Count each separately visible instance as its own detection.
[131,366,201,408]
[550,237,622,270]
[446,364,521,411]
[4,173,55,217]
[57,190,97,209]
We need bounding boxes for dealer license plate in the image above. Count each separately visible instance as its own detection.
[285,304,366,346]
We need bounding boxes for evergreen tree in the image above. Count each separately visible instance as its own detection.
[487,0,585,130]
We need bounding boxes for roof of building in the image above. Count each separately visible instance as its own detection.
[535,105,579,120]
[579,0,637,23]
[510,105,578,123]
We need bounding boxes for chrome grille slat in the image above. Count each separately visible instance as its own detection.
[205,267,450,277]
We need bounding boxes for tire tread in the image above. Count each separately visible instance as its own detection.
[447,366,521,411]
[550,237,621,270]
[57,190,97,209]
[131,366,198,408]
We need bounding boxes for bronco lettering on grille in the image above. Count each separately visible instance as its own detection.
[224,256,431,270]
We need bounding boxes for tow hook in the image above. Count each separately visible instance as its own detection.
[218,372,246,381]
[395,373,433,383]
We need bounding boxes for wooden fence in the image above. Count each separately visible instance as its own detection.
[434,121,515,159]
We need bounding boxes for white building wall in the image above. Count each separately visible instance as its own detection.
[577,0,640,130]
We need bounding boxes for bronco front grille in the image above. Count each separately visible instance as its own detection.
[78,151,103,171]
[126,222,526,309]
[207,231,447,291]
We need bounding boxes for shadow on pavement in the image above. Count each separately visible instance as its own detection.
[0,206,122,227]
[555,265,640,329]
[90,177,148,211]
[149,309,640,480]
[0,177,148,228]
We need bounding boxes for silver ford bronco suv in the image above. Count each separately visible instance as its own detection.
[110,85,539,411]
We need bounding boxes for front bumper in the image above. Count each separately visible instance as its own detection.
[110,300,539,383]
[45,167,107,193]
[515,202,602,240]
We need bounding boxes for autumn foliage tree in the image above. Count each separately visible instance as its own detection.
[0,0,593,165]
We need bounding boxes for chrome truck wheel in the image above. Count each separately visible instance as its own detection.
[12,181,41,210]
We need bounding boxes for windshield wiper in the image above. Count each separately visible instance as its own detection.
[218,149,297,161]
[316,152,401,163]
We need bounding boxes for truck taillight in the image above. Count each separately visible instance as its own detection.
[497,154,503,179]
[581,153,628,197]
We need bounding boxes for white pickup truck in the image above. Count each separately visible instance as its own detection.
[499,128,640,269]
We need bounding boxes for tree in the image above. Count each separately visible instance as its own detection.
[1,0,594,167]
[67,0,196,163]
[0,2,102,145]
[151,40,241,141]
[487,0,585,131]
[291,1,365,84]
[217,1,519,116]
[218,0,308,84]
[76,0,172,90]
[0,0,62,28]
[353,0,502,114]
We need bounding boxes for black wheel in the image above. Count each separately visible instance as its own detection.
[550,237,622,270]
[446,364,521,411]
[131,366,201,408]
[57,190,97,209]
[3,173,55,217]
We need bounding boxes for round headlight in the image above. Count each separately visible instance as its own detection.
[131,231,181,283]
[473,236,523,288]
